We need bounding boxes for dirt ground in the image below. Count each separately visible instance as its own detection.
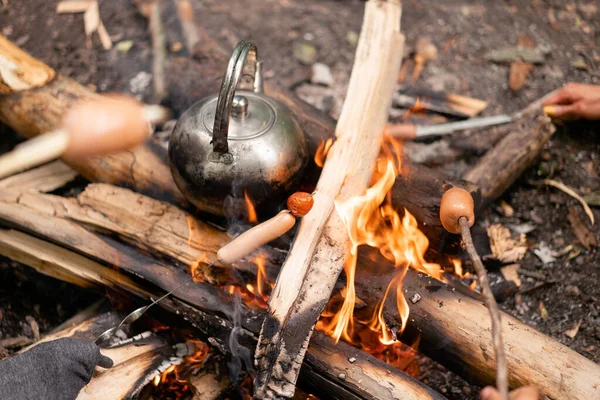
[1,0,599,399]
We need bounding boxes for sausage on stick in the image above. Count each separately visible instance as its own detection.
[0,94,170,180]
[96,192,315,344]
[440,187,508,400]
[218,192,314,265]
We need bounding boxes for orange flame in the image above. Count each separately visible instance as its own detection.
[318,135,443,364]
[401,97,425,120]
[153,341,210,393]
[244,190,258,224]
[315,138,334,167]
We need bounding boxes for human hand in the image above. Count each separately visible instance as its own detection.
[0,338,113,400]
[542,83,600,121]
[480,385,539,400]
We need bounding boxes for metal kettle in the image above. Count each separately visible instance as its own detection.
[169,41,309,216]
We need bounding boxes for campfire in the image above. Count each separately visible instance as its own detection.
[0,1,599,400]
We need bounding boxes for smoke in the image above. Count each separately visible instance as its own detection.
[227,293,255,387]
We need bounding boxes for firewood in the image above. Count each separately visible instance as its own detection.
[0,33,477,250]
[0,161,77,194]
[463,96,556,204]
[253,3,404,397]
[0,229,445,400]
[0,34,55,93]
[358,254,600,400]
[0,187,598,399]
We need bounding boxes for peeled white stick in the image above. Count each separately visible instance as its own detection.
[0,95,169,180]
[217,210,297,265]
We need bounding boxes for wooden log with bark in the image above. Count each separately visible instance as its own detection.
[0,192,445,400]
[464,96,556,205]
[0,184,598,400]
[254,2,404,397]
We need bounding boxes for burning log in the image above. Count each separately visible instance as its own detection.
[355,254,600,400]
[0,192,445,399]
[0,34,478,249]
[1,185,598,399]
[16,301,208,400]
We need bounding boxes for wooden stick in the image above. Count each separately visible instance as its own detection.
[149,0,167,102]
[459,217,508,400]
[0,161,77,194]
[0,129,69,180]
[254,2,404,397]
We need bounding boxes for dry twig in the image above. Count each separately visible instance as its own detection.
[545,179,594,224]
[459,216,508,400]
[149,0,167,102]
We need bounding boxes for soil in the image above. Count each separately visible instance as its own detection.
[1,0,599,399]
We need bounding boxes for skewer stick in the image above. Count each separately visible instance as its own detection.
[0,97,170,180]
[440,187,508,400]
[458,216,508,400]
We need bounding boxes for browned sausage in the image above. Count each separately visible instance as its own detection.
[439,187,475,234]
[287,192,314,217]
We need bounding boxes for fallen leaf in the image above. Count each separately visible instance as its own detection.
[564,319,583,339]
[116,40,134,54]
[533,241,556,264]
[509,61,533,91]
[545,179,594,224]
[567,207,597,250]
[488,224,528,263]
[508,223,536,234]
[500,264,521,287]
[498,200,515,217]
[571,58,588,70]
[539,301,549,320]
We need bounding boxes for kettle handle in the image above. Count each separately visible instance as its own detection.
[212,41,262,154]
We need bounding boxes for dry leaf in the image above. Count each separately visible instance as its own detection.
[567,207,597,250]
[488,224,528,263]
[564,319,583,339]
[539,301,549,320]
[500,264,521,287]
[509,62,533,91]
[499,200,515,217]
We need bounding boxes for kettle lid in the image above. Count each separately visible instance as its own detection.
[200,92,276,140]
